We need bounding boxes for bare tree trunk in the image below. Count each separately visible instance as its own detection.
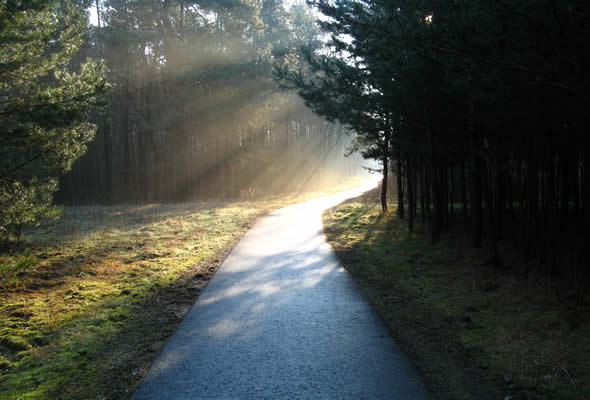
[396,152,404,218]
[472,155,483,247]
[462,161,468,220]
[430,129,441,244]
[95,0,101,28]
[407,156,414,233]
[381,146,389,214]
[420,165,426,222]
[449,165,455,217]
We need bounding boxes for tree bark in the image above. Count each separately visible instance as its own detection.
[381,144,389,214]
[407,156,414,232]
[471,155,483,247]
[396,152,404,219]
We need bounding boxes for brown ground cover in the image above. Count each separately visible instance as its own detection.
[322,189,589,400]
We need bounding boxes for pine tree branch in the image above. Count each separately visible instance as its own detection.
[0,154,42,180]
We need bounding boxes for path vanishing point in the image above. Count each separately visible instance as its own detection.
[133,180,431,400]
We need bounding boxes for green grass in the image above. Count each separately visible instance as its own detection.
[0,203,260,399]
[323,196,589,400]
[0,178,365,400]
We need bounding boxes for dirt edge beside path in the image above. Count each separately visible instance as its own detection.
[322,251,504,399]
[110,228,249,400]
[324,246,505,400]
[322,188,587,400]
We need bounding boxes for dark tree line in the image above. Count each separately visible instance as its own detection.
[276,0,590,303]
[56,0,364,205]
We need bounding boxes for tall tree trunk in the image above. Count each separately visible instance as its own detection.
[420,165,426,222]
[524,136,538,278]
[461,161,468,220]
[430,130,441,244]
[425,164,431,226]
[546,151,557,277]
[471,155,483,247]
[381,144,389,214]
[449,165,455,217]
[396,151,404,218]
[442,161,449,231]
[582,144,590,305]
[560,149,569,219]
[486,161,500,265]
[407,156,414,233]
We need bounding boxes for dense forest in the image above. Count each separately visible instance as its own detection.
[58,0,365,204]
[277,0,590,303]
[2,0,588,292]
[3,0,589,294]
[1,0,366,244]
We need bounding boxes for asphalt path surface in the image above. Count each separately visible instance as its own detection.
[134,180,431,400]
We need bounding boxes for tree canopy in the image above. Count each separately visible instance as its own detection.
[276,0,590,298]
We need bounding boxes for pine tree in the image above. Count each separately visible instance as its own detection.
[0,0,108,245]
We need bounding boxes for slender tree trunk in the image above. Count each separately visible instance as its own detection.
[449,166,455,217]
[487,160,500,265]
[462,161,468,220]
[582,144,590,305]
[425,164,431,227]
[442,161,449,231]
[546,151,557,277]
[381,149,389,214]
[561,149,569,219]
[95,0,101,28]
[407,156,414,233]
[507,160,514,219]
[396,152,404,218]
[573,151,580,217]
[420,165,426,222]
[472,155,483,247]
[524,136,538,278]
[430,129,441,244]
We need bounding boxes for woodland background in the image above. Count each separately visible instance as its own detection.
[58,0,365,205]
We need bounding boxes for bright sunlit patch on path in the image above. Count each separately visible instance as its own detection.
[134,180,430,400]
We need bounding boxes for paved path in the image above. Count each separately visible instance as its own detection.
[134,180,431,400]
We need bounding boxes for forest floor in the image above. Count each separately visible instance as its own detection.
[0,178,364,400]
[322,189,589,400]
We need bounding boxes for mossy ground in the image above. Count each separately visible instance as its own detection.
[323,190,589,400]
[0,179,363,400]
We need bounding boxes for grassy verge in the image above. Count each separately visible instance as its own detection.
[322,189,589,400]
[0,179,364,400]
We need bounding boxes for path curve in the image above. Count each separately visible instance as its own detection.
[134,180,431,400]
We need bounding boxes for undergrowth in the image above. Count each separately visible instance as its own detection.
[323,199,589,400]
